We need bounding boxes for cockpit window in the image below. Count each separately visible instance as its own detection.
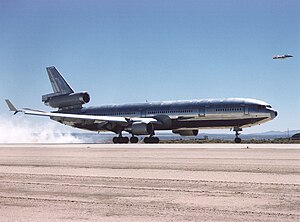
[266,105,272,108]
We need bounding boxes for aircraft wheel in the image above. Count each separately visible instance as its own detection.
[234,137,242,143]
[113,137,119,144]
[113,137,129,144]
[144,137,149,144]
[144,137,160,144]
[122,137,129,144]
[153,137,160,143]
[130,136,139,143]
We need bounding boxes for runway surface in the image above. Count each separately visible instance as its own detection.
[0,144,299,221]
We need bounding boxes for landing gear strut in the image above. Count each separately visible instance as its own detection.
[143,131,159,144]
[234,127,242,143]
[113,132,139,144]
[112,130,159,144]
[112,131,129,144]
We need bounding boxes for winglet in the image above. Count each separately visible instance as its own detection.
[5,99,20,115]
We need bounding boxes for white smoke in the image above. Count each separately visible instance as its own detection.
[0,115,83,143]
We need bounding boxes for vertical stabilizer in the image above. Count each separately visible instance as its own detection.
[42,66,90,110]
[46,66,74,95]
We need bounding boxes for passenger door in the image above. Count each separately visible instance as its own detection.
[244,105,249,115]
[198,107,205,117]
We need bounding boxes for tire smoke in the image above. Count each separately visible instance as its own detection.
[0,116,83,143]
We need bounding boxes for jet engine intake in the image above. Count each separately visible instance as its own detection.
[125,122,154,135]
[44,92,90,109]
[172,129,198,136]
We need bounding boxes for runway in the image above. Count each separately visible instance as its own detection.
[0,144,299,221]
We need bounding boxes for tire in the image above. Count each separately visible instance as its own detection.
[113,137,119,144]
[113,137,129,144]
[144,137,149,144]
[144,137,160,144]
[130,137,138,143]
[154,137,160,143]
[234,137,242,143]
[122,137,129,144]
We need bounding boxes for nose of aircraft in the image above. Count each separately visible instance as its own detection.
[271,110,278,119]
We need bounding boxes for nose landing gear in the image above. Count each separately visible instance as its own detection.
[234,127,242,143]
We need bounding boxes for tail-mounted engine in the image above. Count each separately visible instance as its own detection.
[42,92,90,109]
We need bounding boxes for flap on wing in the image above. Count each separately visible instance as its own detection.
[22,109,158,125]
[131,117,158,124]
[23,109,129,123]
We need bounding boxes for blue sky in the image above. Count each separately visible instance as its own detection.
[0,0,299,133]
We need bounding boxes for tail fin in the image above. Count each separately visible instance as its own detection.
[42,66,74,103]
[42,66,90,110]
[46,66,74,94]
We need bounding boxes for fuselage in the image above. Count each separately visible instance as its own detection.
[57,98,277,133]
[7,66,278,144]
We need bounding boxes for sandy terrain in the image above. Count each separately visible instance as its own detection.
[0,144,299,222]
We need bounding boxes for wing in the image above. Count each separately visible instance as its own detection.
[5,100,158,125]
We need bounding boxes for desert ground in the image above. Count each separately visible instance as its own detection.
[0,144,299,222]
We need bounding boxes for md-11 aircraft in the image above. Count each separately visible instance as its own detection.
[6,66,278,144]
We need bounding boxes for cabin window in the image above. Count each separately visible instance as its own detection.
[257,105,265,109]
[216,107,242,112]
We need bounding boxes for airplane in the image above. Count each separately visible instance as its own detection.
[272,54,293,59]
[6,66,278,144]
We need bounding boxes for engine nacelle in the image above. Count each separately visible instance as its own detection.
[172,129,198,136]
[44,92,90,109]
[125,122,154,135]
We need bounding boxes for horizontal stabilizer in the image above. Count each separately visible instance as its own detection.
[5,99,20,115]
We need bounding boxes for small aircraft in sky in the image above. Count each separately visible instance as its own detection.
[272,54,293,59]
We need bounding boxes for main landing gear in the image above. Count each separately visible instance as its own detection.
[112,132,160,144]
[112,136,129,144]
[144,136,160,144]
[234,127,242,143]
[112,136,159,144]
[113,135,139,144]
[130,136,139,143]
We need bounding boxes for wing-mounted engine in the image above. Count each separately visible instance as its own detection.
[42,92,90,110]
[125,122,154,135]
[172,129,198,136]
